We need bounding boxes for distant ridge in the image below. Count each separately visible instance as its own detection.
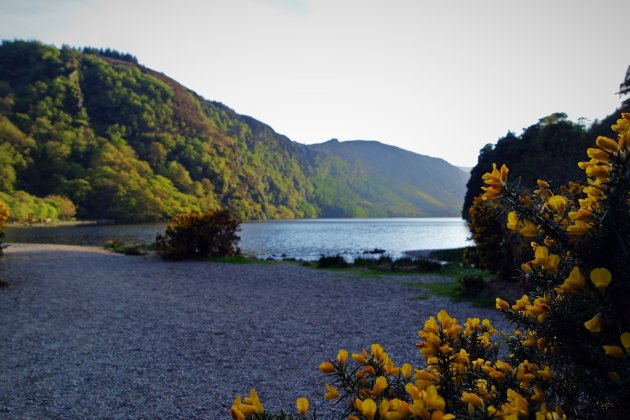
[0,40,468,221]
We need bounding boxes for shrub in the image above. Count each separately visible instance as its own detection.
[412,257,442,273]
[465,196,529,280]
[458,274,485,295]
[103,239,147,256]
[0,202,8,256]
[155,209,240,260]
[317,254,348,268]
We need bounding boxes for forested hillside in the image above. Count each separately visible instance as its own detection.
[463,107,630,218]
[310,140,468,217]
[0,40,467,222]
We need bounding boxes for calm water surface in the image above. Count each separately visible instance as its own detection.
[6,218,470,260]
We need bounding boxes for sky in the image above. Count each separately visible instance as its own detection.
[1,0,629,167]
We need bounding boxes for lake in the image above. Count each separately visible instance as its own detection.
[5,218,471,261]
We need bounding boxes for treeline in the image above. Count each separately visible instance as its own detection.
[0,40,467,223]
[463,108,630,218]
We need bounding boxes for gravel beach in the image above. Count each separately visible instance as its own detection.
[0,243,511,418]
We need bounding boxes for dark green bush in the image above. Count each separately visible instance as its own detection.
[458,274,485,295]
[155,209,241,260]
[317,255,348,268]
[413,257,442,272]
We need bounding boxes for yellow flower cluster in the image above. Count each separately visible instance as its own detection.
[568,113,630,235]
[0,202,9,230]
[230,389,264,419]
[481,163,509,200]
[230,389,311,419]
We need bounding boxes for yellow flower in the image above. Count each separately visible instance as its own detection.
[512,295,531,311]
[482,163,509,188]
[337,349,348,365]
[566,220,592,236]
[587,147,610,161]
[532,385,545,402]
[352,348,368,364]
[423,316,439,334]
[547,195,568,215]
[507,211,521,231]
[437,309,455,329]
[324,383,340,400]
[230,404,246,420]
[481,163,509,199]
[590,268,612,292]
[585,162,611,179]
[583,313,602,333]
[358,398,377,420]
[559,266,585,293]
[424,385,446,411]
[372,376,388,396]
[461,392,484,415]
[319,361,335,373]
[521,263,533,274]
[296,397,309,416]
[504,389,529,417]
[603,345,624,357]
[532,246,559,274]
[621,332,630,351]
[401,363,413,380]
[371,343,385,359]
[522,330,537,347]
[496,298,509,310]
[595,135,619,154]
[233,389,263,415]
[568,207,593,222]
[495,360,513,373]
[519,219,539,238]
[537,365,553,381]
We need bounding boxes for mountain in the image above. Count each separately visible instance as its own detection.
[309,139,468,217]
[0,40,467,222]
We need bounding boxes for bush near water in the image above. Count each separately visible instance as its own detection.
[0,202,8,255]
[229,114,630,419]
[156,209,241,260]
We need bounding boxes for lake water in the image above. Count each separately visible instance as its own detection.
[6,218,471,261]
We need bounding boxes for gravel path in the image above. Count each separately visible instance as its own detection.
[0,243,511,419]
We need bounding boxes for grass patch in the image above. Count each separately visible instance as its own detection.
[204,255,275,265]
[103,239,152,256]
[404,280,496,308]
[428,247,469,262]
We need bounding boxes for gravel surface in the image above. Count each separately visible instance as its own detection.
[0,243,511,419]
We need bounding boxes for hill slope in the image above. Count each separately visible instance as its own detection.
[0,40,467,221]
[310,140,468,217]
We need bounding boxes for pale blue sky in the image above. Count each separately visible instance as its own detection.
[1,0,628,166]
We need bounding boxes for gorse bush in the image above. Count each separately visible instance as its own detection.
[229,114,630,419]
[464,196,529,280]
[0,202,8,255]
[155,209,240,260]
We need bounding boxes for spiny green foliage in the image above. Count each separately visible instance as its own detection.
[155,209,241,260]
[0,40,467,222]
